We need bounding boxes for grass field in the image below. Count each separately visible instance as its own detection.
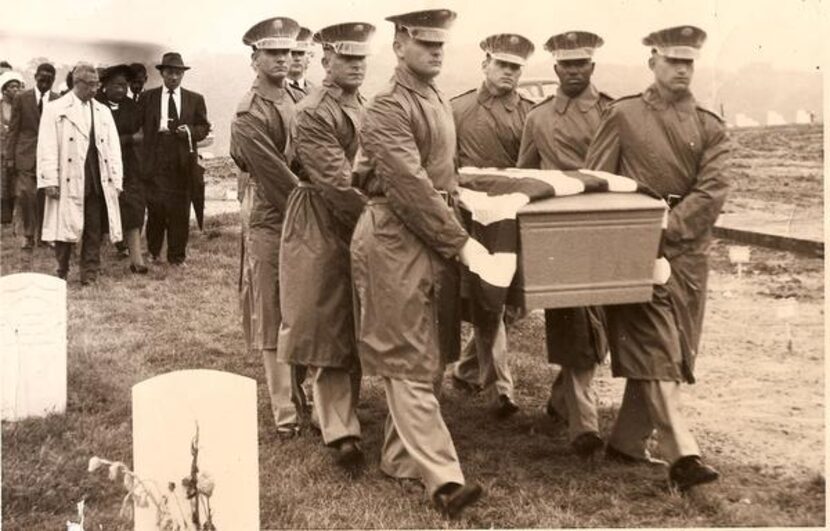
[1,124,825,529]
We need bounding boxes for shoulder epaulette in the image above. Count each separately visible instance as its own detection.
[235,91,256,115]
[517,92,535,105]
[696,104,725,123]
[598,91,614,101]
[609,93,642,106]
[530,93,556,110]
[450,87,477,101]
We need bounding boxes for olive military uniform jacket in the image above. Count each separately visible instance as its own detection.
[585,84,730,383]
[278,78,367,368]
[351,65,468,382]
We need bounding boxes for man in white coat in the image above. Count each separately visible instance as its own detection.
[38,62,123,284]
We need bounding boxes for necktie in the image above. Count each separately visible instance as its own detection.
[38,92,45,115]
[167,89,178,128]
[291,81,301,90]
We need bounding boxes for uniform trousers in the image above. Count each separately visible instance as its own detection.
[548,365,599,441]
[380,377,465,498]
[453,304,514,401]
[243,227,306,429]
[54,190,106,280]
[312,366,361,445]
[608,379,700,464]
[15,169,44,239]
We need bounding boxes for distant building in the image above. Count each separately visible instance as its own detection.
[735,113,759,128]
[795,109,812,124]
[766,111,787,126]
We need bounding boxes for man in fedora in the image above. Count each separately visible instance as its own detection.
[138,51,210,266]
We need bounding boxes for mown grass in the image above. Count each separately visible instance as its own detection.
[1,208,824,529]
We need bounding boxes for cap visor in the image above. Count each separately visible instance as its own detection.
[490,52,526,66]
[656,46,699,60]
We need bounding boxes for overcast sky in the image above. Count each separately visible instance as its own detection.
[2,0,825,72]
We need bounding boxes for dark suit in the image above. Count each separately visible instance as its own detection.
[6,88,59,239]
[138,86,209,263]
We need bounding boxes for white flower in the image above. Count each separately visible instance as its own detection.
[197,472,215,497]
[87,457,103,473]
[108,463,121,481]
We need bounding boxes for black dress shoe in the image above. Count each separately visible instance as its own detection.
[333,438,365,472]
[21,237,34,250]
[434,482,483,518]
[130,264,149,274]
[572,432,604,459]
[669,455,720,491]
[495,394,519,418]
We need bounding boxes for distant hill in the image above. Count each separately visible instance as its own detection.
[182,51,822,157]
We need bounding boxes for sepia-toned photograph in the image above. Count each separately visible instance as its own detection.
[0,0,824,529]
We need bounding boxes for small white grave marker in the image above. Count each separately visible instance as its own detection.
[132,369,259,531]
[776,298,799,353]
[727,245,751,279]
[0,273,67,421]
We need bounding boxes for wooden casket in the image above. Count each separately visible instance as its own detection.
[514,193,666,310]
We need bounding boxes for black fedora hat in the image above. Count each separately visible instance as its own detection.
[155,52,191,71]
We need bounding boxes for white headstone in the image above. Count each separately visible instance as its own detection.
[766,110,787,126]
[795,109,812,124]
[727,246,751,264]
[132,369,259,531]
[735,113,759,128]
[0,273,67,421]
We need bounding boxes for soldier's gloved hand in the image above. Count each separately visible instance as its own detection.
[652,257,671,285]
[458,237,488,267]
[44,186,60,199]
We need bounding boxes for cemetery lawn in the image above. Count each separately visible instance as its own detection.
[1,212,824,529]
[1,123,825,529]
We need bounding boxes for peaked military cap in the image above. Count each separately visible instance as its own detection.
[643,25,707,59]
[295,27,315,52]
[385,9,457,43]
[242,17,301,50]
[480,33,534,66]
[315,22,376,56]
[544,31,604,61]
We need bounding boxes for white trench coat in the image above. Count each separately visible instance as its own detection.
[37,92,123,243]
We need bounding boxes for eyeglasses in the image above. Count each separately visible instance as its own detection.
[76,79,101,87]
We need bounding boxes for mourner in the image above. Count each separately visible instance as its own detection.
[278,21,375,471]
[585,25,728,491]
[0,71,24,226]
[230,17,307,437]
[286,26,316,101]
[128,62,148,102]
[352,8,485,517]
[38,62,123,284]
[449,33,535,416]
[138,52,210,266]
[97,64,148,274]
[517,31,612,458]
[7,62,58,249]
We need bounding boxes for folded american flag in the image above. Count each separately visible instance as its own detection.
[457,167,668,312]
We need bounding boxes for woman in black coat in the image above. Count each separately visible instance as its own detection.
[98,64,147,273]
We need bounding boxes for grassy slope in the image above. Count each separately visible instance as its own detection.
[1,124,825,529]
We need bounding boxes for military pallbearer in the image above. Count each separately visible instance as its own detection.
[585,25,727,491]
[517,31,612,458]
[449,32,535,417]
[278,21,376,472]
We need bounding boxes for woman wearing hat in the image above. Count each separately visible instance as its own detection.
[97,64,148,274]
[0,71,24,226]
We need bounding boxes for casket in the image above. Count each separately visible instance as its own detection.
[515,192,666,310]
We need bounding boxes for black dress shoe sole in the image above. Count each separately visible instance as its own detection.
[443,484,483,518]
